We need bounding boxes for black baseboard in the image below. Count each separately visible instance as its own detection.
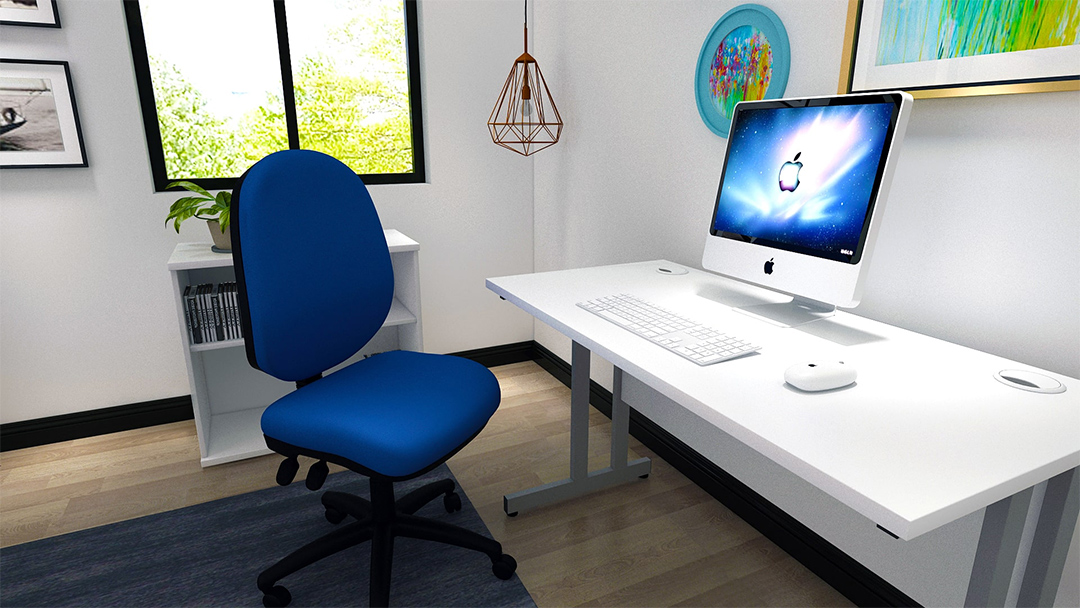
[448,340,536,368]
[0,396,194,452]
[529,341,919,608]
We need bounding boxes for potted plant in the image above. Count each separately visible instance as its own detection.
[165,181,232,252]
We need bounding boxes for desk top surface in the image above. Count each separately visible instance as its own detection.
[487,261,1080,540]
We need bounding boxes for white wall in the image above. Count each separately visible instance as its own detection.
[0,0,536,424]
[529,0,1079,605]
[1,0,1076,604]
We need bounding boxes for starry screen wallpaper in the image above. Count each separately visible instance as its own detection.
[712,101,896,262]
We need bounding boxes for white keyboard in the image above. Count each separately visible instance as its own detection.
[577,293,761,365]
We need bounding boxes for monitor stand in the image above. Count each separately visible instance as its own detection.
[735,296,836,328]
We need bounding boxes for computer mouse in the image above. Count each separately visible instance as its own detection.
[784,360,857,392]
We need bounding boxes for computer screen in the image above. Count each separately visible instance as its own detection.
[702,92,912,325]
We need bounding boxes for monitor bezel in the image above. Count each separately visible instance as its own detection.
[708,92,908,266]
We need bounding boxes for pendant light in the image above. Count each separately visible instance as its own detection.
[488,0,562,156]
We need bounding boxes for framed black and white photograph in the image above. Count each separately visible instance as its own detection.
[1,58,86,168]
[0,0,60,28]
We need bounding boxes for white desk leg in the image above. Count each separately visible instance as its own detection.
[503,341,651,516]
[966,466,1079,607]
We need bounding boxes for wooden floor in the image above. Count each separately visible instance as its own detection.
[0,361,851,607]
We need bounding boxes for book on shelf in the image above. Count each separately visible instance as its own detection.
[222,282,235,340]
[228,282,240,339]
[198,284,210,343]
[210,285,224,342]
[228,282,239,340]
[183,281,243,345]
[183,285,201,344]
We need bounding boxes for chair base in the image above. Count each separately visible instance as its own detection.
[256,477,517,607]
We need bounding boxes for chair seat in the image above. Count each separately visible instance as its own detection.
[261,351,500,478]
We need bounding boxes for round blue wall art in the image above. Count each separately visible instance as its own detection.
[695,4,790,138]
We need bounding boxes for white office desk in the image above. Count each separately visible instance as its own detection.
[487,260,1079,607]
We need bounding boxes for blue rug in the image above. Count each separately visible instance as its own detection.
[0,465,533,607]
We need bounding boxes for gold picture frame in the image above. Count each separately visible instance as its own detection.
[838,0,1080,99]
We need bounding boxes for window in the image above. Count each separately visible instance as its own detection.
[124,0,424,191]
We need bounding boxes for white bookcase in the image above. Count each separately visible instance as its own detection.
[167,229,422,467]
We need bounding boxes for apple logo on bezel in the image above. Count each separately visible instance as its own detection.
[764,258,774,275]
[778,152,803,192]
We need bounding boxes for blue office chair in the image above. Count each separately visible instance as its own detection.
[230,149,516,607]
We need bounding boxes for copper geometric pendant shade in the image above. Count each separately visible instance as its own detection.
[488,20,562,156]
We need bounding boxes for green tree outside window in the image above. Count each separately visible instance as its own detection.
[126,0,424,191]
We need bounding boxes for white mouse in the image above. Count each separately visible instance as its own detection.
[785,360,857,392]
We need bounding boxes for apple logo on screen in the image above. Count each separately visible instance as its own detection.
[764,258,774,274]
[778,152,803,192]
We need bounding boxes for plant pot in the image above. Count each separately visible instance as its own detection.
[207,220,232,253]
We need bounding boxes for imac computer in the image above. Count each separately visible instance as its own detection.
[702,91,913,327]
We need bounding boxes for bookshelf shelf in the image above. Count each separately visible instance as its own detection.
[202,407,272,466]
[385,298,418,326]
[168,229,423,467]
[189,338,245,353]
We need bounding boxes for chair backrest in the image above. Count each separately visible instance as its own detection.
[230,150,394,382]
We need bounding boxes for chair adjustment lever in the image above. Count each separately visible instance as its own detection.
[306,460,329,491]
[276,456,299,486]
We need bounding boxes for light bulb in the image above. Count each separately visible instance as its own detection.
[521,80,533,122]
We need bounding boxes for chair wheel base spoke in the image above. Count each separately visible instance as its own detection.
[325,507,347,524]
[262,585,291,608]
[491,554,517,580]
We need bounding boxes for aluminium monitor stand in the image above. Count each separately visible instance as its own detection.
[735,295,837,328]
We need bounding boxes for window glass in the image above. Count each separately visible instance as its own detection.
[126,0,424,190]
[138,0,288,180]
[284,0,415,175]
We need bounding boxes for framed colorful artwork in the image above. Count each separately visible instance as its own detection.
[839,0,1080,98]
[0,58,88,168]
[0,0,60,28]
[695,4,790,138]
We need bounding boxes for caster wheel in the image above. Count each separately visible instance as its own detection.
[443,491,462,513]
[491,554,517,580]
[506,511,518,517]
[639,474,650,479]
[262,585,292,607]
[325,507,346,524]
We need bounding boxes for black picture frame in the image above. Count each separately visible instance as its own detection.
[123,0,426,192]
[0,0,61,28]
[0,58,88,169]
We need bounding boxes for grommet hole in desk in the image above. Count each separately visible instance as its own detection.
[994,369,1066,394]
[656,265,689,275]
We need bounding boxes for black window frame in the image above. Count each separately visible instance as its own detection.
[123,0,426,192]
